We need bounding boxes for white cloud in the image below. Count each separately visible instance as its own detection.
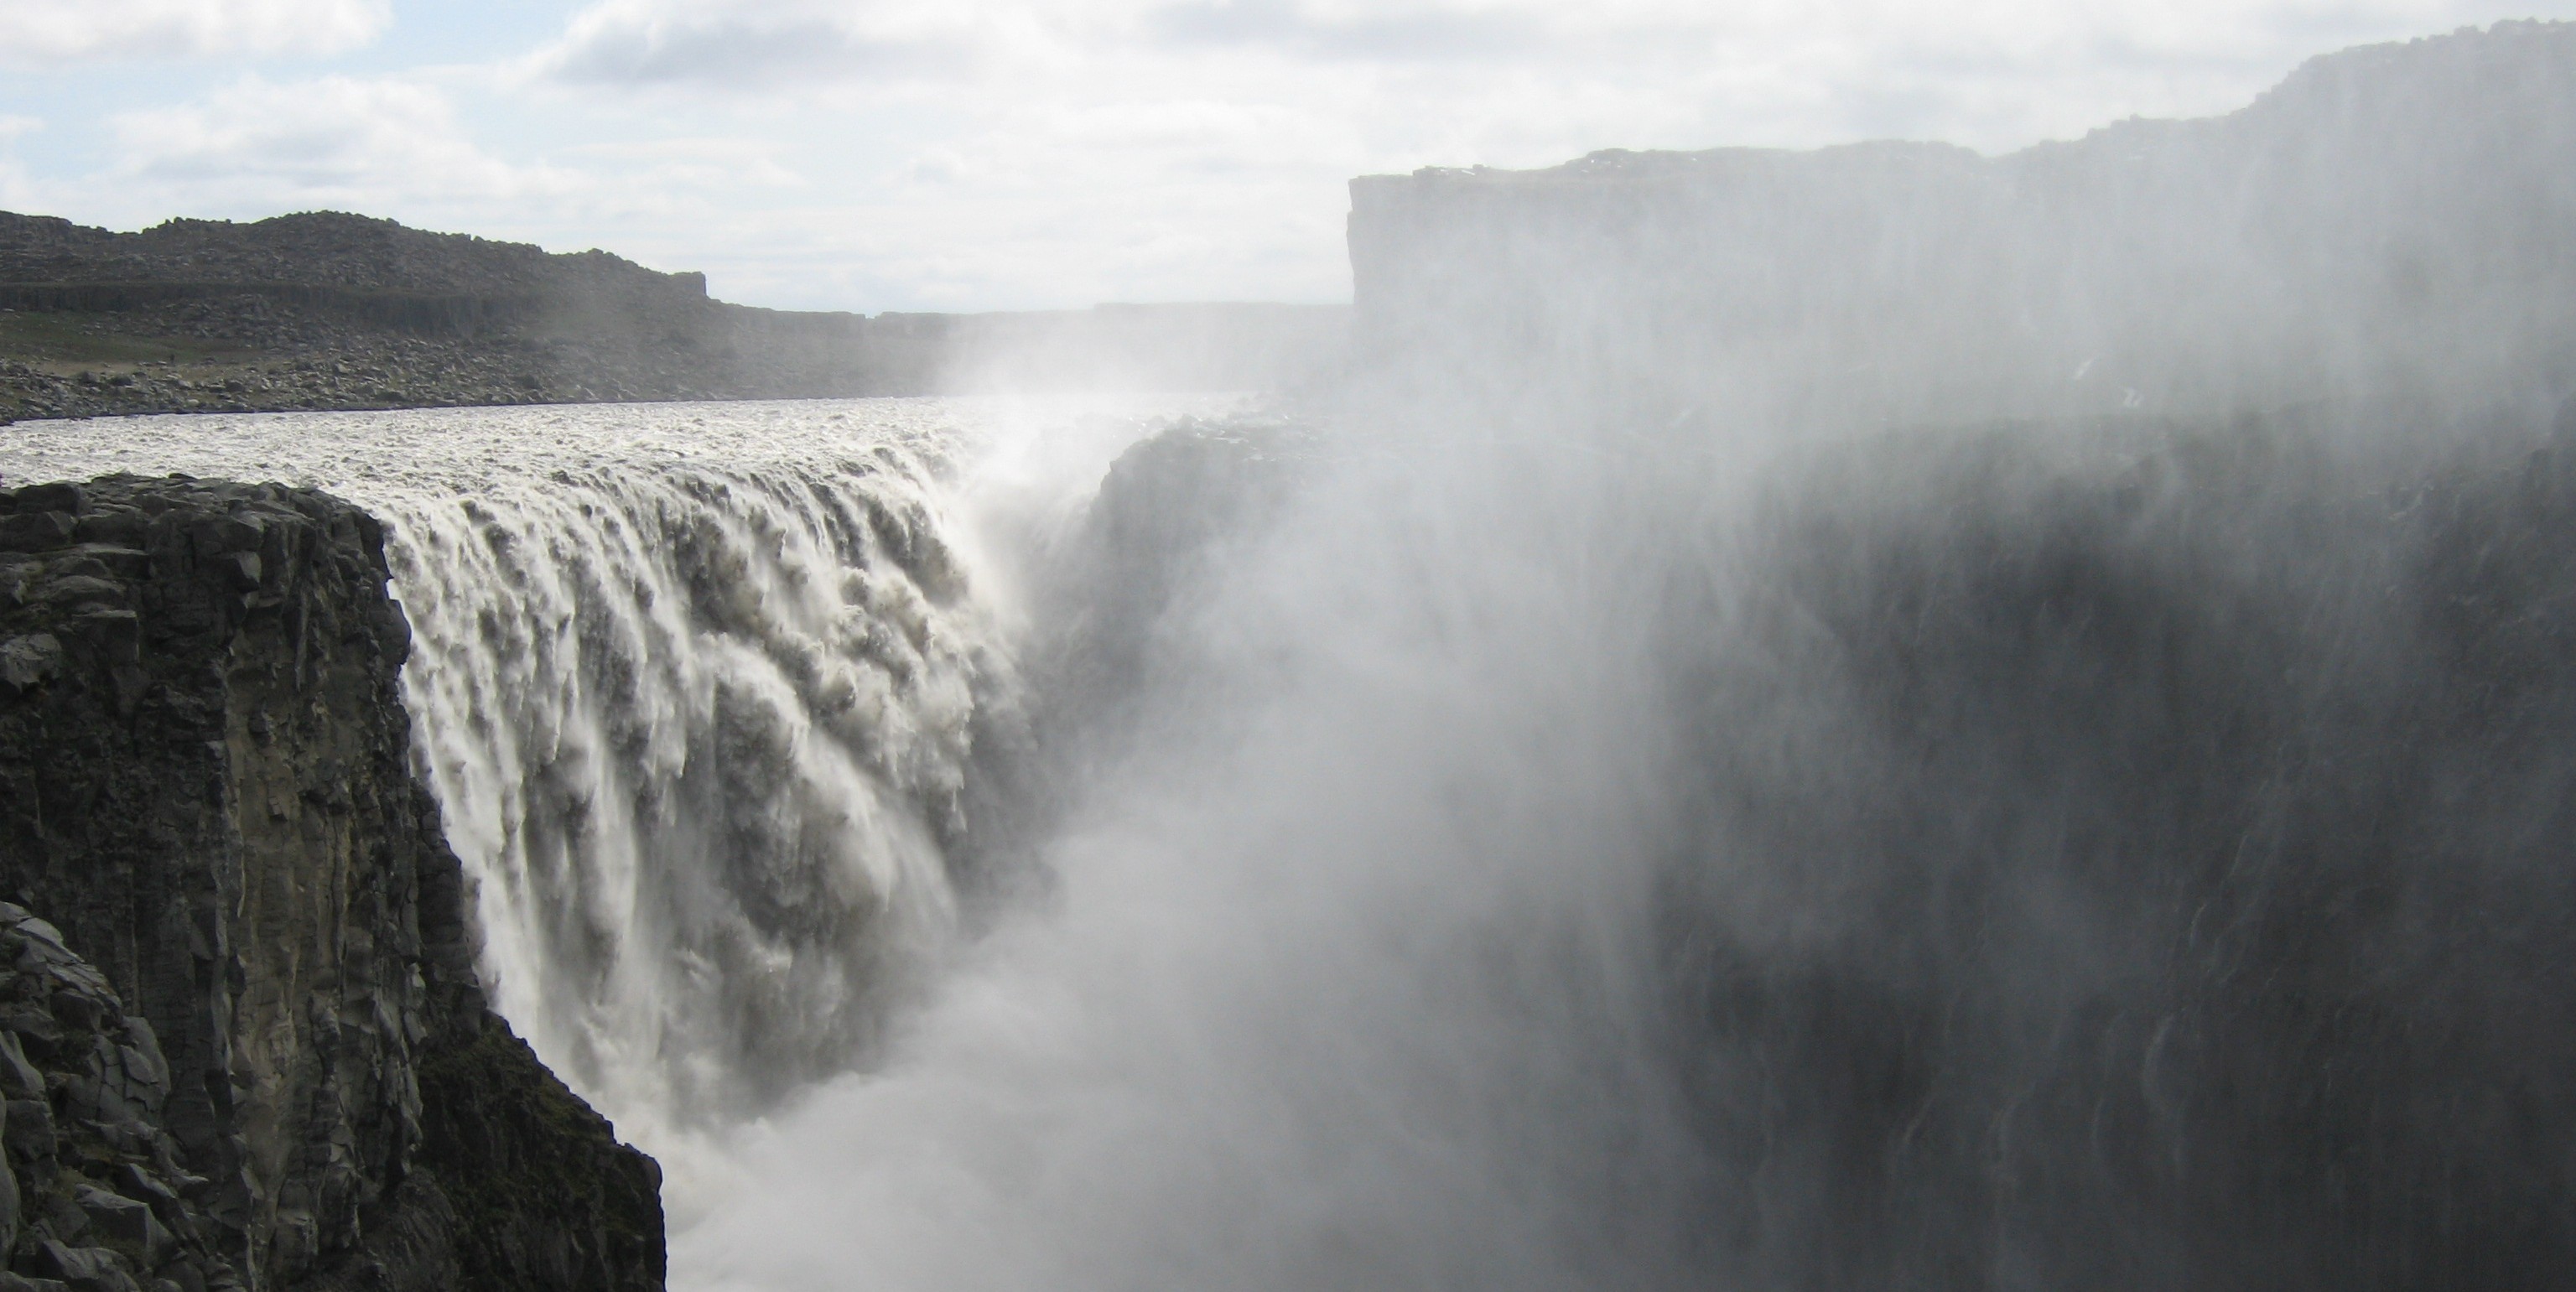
[13,3,2576,311]
[106,76,571,211]
[537,0,1004,85]
[0,0,390,65]
[532,0,2524,91]
[486,1,2576,311]
[0,116,35,213]
[514,2,2573,198]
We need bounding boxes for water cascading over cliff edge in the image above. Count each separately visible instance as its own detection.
[672,23,2576,1290]
[392,423,992,1125]
[0,471,662,1292]
[8,21,2576,1292]
[0,397,1202,1160]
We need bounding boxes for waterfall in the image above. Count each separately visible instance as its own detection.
[14,382,2576,1290]
[0,397,1196,1149]
[388,438,990,1123]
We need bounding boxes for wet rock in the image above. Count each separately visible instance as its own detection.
[66,516,145,549]
[204,556,256,594]
[0,1037,39,1101]
[0,475,662,1290]
[0,519,72,557]
[9,490,81,520]
[57,615,138,669]
[35,581,122,613]
[0,1131,16,1257]
[5,1105,52,1165]
[0,641,56,696]
[60,551,145,582]
[70,1190,166,1269]
[23,1242,134,1292]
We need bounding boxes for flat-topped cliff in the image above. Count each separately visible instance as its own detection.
[1348,20,2576,429]
[0,475,662,1290]
[0,212,1345,422]
[0,212,709,303]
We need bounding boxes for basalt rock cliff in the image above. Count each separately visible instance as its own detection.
[0,475,662,1291]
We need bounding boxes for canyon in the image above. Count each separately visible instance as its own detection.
[0,18,2571,1292]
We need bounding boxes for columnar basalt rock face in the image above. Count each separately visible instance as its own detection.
[0,899,220,1292]
[0,475,661,1291]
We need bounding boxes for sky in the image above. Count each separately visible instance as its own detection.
[0,2,2571,312]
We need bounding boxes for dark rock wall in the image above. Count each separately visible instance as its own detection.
[1655,404,2576,1290]
[0,475,660,1291]
[0,899,226,1292]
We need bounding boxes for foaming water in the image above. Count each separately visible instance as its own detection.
[0,396,1711,1289]
[13,382,2576,1291]
[667,428,1721,1291]
[0,397,1215,1175]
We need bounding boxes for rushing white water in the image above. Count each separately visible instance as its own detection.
[13,33,2576,1292]
[16,276,2576,1292]
[662,424,1724,1292]
[0,395,1711,1290]
[0,396,1214,1162]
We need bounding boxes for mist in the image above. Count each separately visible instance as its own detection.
[6,18,2569,1292]
[648,22,2576,1291]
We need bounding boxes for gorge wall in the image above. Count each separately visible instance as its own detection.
[1346,21,2576,432]
[0,212,1346,423]
[0,475,660,1291]
[1306,19,2576,1290]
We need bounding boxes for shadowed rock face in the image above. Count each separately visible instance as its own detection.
[0,475,661,1291]
[1329,31,2576,1279]
[1660,406,2576,1291]
[0,898,223,1291]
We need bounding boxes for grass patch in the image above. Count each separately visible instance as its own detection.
[0,310,257,370]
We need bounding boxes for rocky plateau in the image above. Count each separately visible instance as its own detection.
[0,212,1343,423]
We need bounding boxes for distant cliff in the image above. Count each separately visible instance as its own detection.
[0,211,1345,423]
[1347,20,2576,429]
[0,475,661,1290]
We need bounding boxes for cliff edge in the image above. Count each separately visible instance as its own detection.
[0,475,661,1291]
